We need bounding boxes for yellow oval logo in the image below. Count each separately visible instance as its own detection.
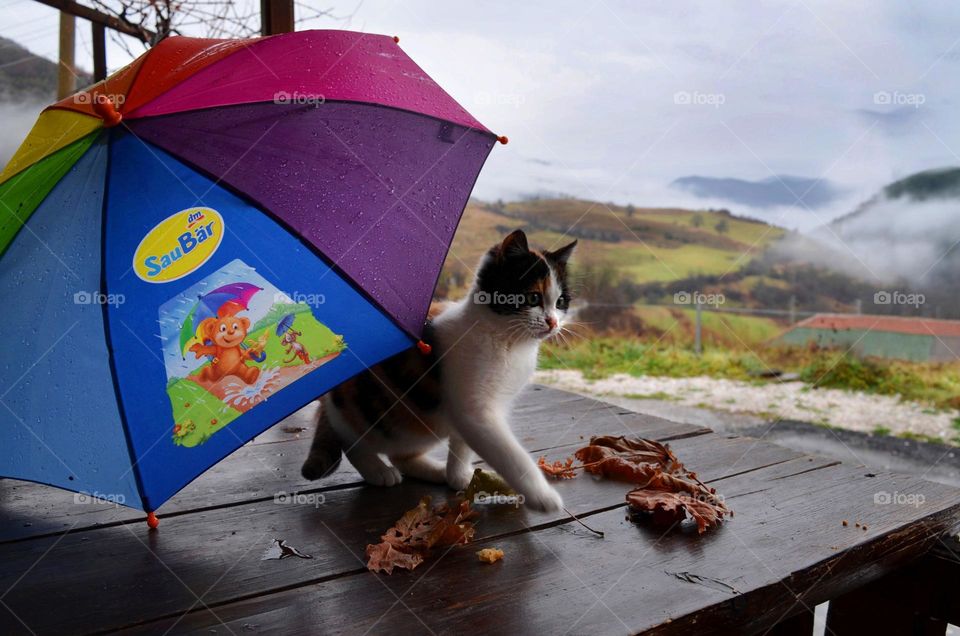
[133,207,224,283]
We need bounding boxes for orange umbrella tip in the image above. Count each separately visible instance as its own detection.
[393,35,400,44]
[146,512,159,530]
[416,340,432,355]
[497,135,509,145]
[92,96,123,128]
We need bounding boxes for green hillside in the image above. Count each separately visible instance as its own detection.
[438,198,783,295]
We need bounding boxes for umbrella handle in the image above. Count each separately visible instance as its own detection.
[146,512,159,530]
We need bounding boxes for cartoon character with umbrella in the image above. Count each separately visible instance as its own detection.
[276,313,310,365]
[181,283,267,384]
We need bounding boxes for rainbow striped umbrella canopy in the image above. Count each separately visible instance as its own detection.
[0,30,498,516]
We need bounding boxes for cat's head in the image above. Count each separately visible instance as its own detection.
[473,229,577,340]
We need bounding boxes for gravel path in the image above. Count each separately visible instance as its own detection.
[534,369,960,444]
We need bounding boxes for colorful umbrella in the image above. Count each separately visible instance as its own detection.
[0,30,499,522]
[276,313,296,337]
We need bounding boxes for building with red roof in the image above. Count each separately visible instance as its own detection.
[778,313,960,362]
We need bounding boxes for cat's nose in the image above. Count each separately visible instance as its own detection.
[545,316,558,330]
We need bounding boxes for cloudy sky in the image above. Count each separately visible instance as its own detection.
[4,0,960,230]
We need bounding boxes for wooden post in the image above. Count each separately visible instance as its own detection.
[35,0,156,43]
[91,21,106,82]
[694,301,702,356]
[57,11,76,99]
[261,0,294,35]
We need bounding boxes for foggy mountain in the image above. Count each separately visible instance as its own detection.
[824,167,960,286]
[0,36,91,169]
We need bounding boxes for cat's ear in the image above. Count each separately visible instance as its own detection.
[545,239,578,265]
[498,229,529,259]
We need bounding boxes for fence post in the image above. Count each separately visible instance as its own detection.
[91,22,106,82]
[694,301,702,356]
[788,295,796,325]
[57,11,75,99]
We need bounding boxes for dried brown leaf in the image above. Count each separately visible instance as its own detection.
[626,488,729,534]
[365,542,423,574]
[366,496,479,574]
[537,455,578,479]
[563,435,731,534]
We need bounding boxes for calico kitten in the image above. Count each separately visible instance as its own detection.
[301,229,577,512]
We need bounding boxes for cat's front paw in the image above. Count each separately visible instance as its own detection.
[446,464,474,491]
[523,484,564,513]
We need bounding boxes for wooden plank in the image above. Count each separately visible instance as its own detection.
[35,0,156,42]
[0,387,707,543]
[768,610,814,636]
[260,0,294,35]
[825,548,960,634]
[115,464,960,636]
[57,10,75,100]
[0,431,792,634]
[91,22,106,82]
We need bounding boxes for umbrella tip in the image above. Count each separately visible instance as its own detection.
[416,340,432,355]
[497,135,509,145]
[93,96,122,128]
[393,35,400,43]
[146,512,160,530]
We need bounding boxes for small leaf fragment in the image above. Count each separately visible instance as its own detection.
[476,547,505,564]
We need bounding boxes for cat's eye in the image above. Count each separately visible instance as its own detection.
[525,292,543,307]
[556,295,570,310]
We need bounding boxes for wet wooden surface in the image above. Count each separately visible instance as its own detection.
[1,385,958,635]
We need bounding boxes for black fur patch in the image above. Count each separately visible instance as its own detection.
[475,230,575,315]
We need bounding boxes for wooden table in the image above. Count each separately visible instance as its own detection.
[1,386,959,635]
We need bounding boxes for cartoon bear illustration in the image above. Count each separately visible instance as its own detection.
[189,315,261,384]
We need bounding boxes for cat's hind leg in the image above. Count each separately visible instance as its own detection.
[345,445,402,487]
[324,396,402,487]
[391,454,446,484]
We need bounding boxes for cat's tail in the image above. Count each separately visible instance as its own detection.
[301,403,343,480]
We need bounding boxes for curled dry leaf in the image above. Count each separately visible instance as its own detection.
[542,435,731,535]
[366,496,479,574]
[626,488,729,534]
[537,455,577,479]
